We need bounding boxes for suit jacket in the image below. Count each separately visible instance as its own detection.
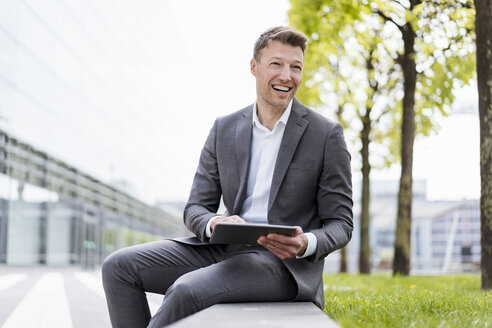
[179,98,353,307]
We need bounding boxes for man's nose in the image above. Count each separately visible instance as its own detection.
[278,66,291,81]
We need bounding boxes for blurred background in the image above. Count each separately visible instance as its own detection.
[0,0,481,326]
[0,0,479,276]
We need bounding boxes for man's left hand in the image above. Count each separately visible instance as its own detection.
[257,226,307,260]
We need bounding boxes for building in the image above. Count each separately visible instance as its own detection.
[0,130,184,267]
[325,180,480,274]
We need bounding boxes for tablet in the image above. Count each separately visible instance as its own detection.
[210,222,297,245]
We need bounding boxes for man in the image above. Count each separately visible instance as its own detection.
[102,26,353,328]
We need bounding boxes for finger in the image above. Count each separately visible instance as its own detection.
[271,245,297,259]
[260,233,306,258]
[261,241,293,260]
[266,233,302,248]
[211,216,242,231]
[258,237,297,259]
[224,216,243,223]
[230,215,246,223]
[261,235,295,251]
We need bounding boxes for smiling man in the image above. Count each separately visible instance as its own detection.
[251,39,303,128]
[102,26,353,328]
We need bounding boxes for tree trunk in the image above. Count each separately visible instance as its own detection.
[475,0,492,290]
[340,246,348,273]
[393,18,417,276]
[336,105,349,274]
[359,109,371,274]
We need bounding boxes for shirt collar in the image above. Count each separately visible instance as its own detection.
[252,99,293,131]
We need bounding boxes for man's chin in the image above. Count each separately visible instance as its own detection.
[259,93,294,112]
[269,97,293,111]
[274,100,292,111]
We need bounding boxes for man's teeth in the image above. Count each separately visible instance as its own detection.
[273,85,290,92]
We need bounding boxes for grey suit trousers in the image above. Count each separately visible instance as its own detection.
[101,240,297,327]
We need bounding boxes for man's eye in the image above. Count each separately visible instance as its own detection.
[293,66,302,71]
[271,62,280,66]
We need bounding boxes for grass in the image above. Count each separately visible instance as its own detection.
[322,274,492,328]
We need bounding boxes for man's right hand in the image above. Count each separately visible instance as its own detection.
[210,215,246,232]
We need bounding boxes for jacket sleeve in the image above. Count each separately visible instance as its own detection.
[183,119,222,242]
[310,123,353,262]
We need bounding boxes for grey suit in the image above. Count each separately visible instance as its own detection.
[102,98,353,327]
[183,97,353,302]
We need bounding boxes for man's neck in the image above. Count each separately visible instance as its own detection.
[256,103,286,131]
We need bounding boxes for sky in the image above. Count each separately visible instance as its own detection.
[0,0,480,204]
[412,90,480,201]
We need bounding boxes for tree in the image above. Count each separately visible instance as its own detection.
[474,0,492,290]
[340,246,348,273]
[383,0,475,275]
[290,1,401,274]
[289,0,475,275]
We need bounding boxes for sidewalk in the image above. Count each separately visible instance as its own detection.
[0,266,164,328]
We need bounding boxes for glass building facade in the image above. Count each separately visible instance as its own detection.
[1,195,180,268]
[326,181,481,274]
[0,131,184,268]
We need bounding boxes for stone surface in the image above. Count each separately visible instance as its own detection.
[168,302,339,328]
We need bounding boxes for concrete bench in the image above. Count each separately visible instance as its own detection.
[167,302,339,328]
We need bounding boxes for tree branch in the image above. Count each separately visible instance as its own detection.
[374,9,404,34]
[375,107,392,123]
[391,0,408,10]
[425,0,473,10]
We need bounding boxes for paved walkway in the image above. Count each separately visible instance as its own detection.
[0,266,339,328]
[0,266,163,328]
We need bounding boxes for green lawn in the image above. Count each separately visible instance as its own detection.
[322,274,491,328]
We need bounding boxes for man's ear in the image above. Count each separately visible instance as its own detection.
[250,58,257,76]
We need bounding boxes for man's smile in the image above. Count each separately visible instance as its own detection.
[272,85,292,92]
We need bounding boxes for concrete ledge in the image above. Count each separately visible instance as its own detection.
[168,302,339,328]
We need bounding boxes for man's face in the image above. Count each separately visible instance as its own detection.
[251,41,303,112]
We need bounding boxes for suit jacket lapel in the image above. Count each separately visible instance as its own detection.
[232,106,253,215]
[268,99,309,214]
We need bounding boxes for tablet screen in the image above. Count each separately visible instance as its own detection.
[210,222,297,245]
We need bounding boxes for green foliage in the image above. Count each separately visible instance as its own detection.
[323,274,492,328]
[413,0,476,136]
[288,0,476,167]
[288,0,363,108]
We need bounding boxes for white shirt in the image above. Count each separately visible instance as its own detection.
[206,100,317,258]
[240,101,291,222]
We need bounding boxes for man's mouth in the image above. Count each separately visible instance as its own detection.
[272,85,291,92]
